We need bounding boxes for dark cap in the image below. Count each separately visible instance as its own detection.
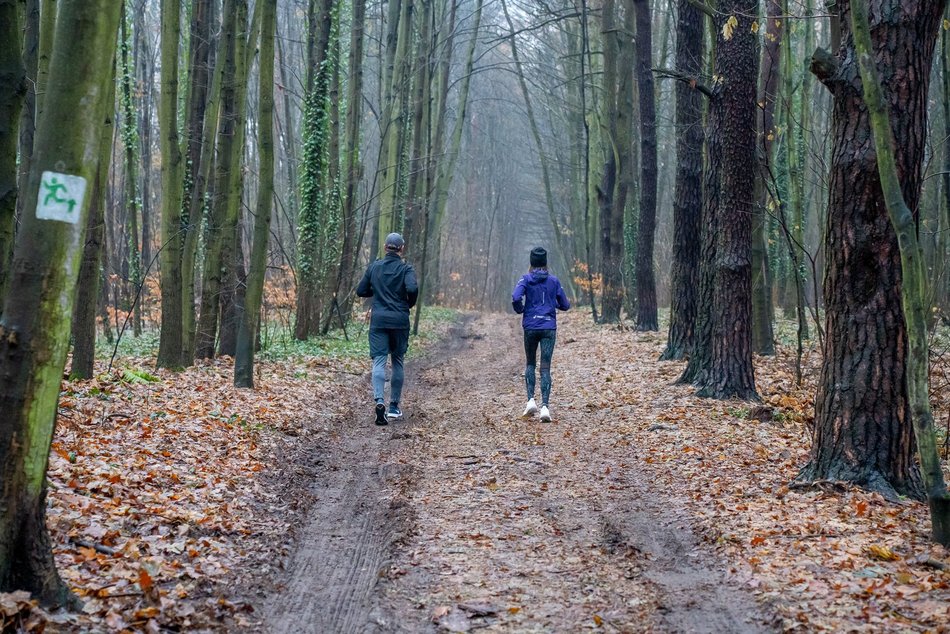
[530,246,547,268]
[385,232,405,251]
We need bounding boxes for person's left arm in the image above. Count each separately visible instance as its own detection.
[405,264,419,308]
[556,280,571,311]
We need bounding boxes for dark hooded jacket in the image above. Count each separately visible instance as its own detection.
[356,252,419,329]
[511,269,570,330]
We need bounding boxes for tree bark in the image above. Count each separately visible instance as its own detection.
[597,0,625,323]
[633,0,658,331]
[661,0,704,360]
[801,0,945,501]
[695,0,759,400]
[0,0,120,604]
[235,0,276,388]
[0,0,26,308]
[751,0,782,356]
[157,0,185,368]
[849,0,949,545]
[70,64,116,380]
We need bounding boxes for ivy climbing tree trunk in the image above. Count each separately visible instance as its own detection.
[801,0,944,502]
[751,0,782,356]
[661,0,704,360]
[0,0,120,604]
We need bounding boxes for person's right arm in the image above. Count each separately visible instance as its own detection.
[356,264,374,297]
[511,277,526,314]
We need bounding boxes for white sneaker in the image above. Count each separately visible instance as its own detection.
[522,398,539,417]
[539,405,552,422]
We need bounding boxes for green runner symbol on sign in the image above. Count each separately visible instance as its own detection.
[37,171,86,224]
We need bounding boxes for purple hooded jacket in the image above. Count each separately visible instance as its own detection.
[512,270,571,330]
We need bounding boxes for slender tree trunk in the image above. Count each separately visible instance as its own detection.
[0,0,26,307]
[332,0,366,324]
[70,64,116,380]
[179,0,214,364]
[661,0,704,360]
[597,0,625,323]
[633,0,658,330]
[695,0,759,400]
[14,0,39,240]
[235,0,275,388]
[0,0,120,604]
[157,0,185,368]
[196,0,250,358]
[751,0,782,355]
[403,0,432,250]
[119,3,142,337]
[801,0,944,501]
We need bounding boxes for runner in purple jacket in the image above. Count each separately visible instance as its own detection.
[511,247,570,422]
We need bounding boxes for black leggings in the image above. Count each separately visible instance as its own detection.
[524,329,556,405]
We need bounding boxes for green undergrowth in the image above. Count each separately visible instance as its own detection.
[95,306,460,363]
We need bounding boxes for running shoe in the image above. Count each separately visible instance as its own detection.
[375,403,388,425]
[387,404,403,420]
[539,405,552,422]
[522,398,539,417]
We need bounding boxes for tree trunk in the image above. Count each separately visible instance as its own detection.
[330,0,366,325]
[235,0,276,388]
[70,64,116,380]
[633,0,658,331]
[179,0,215,364]
[849,0,949,545]
[0,0,120,605]
[751,0,782,356]
[695,0,759,400]
[661,0,704,360]
[119,2,142,337]
[157,0,185,368]
[0,0,26,308]
[294,0,336,340]
[597,0,625,323]
[801,0,945,501]
[195,0,249,358]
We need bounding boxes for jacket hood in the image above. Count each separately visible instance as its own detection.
[527,269,549,284]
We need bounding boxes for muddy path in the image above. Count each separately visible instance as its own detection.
[264,313,776,633]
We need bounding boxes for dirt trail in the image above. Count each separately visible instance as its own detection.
[265,313,775,633]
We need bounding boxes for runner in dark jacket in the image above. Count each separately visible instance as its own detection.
[356,233,418,425]
[511,247,570,422]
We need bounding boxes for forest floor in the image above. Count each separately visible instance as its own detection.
[5,311,950,633]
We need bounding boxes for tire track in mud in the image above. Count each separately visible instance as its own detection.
[265,313,775,632]
[265,318,474,634]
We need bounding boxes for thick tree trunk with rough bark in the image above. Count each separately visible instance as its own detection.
[696,0,759,400]
[633,0,658,331]
[662,0,704,360]
[800,0,945,500]
[0,0,120,604]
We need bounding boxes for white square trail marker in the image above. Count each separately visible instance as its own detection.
[36,171,87,224]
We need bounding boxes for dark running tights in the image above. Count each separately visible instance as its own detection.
[524,329,556,405]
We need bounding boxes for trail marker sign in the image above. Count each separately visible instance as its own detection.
[36,171,86,224]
